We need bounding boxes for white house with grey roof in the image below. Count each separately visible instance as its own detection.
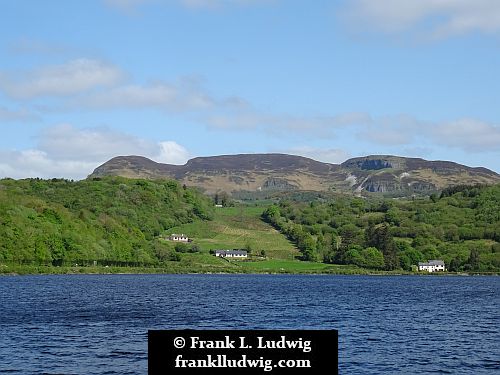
[168,233,190,242]
[418,260,446,272]
[214,250,248,259]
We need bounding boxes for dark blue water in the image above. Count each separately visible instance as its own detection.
[0,275,498,374]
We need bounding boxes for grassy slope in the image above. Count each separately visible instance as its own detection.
[165,206,385,274]
[168,206,300,259]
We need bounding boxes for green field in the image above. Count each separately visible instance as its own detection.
[167,206,300,259]
[0,257,393,275]
[237,258,373,274]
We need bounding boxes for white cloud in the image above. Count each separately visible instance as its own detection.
[353,114,500,153]
[9,38,69,56]
[284,146,350,164]
[0,59,123,99]
[0,124,190,179]
[0,106,40,122]
[355,114,423,145]
[360,131,413,146]
[0,56,245,124]
[340,0,500,39]
[78,82,213,111]
[79,84,177,109]
[0,149,98,180]
[157,141,190,164]
[431,118,500,152]
[0,58,216,113]
[206,111,370,138]
[37,124,158,162]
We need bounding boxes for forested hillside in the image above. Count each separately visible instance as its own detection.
[2,177,499,274]
[0,177,214,265]
[262,184,500,272]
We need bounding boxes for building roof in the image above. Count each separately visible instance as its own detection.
[215,249,248,255]
[418,260,445,266]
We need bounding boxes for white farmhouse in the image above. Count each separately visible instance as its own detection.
[168,233,190,242]
[214,250,248,259]
[418,260,446,272]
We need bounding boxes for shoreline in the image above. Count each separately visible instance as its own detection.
[1,264,497,277]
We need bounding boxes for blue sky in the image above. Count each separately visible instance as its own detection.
[1,0,499,179]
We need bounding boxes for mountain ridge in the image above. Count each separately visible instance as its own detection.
[90,153,500,196]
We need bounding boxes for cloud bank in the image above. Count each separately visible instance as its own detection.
[0,59,123,99]
[0,56,498,178]
[340,0,500,39]
[284,146,350,164]
[354,115,500,153]
[0,125,190,180]
[0,106,40,122]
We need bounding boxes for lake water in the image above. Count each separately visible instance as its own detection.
[0,274,498,374]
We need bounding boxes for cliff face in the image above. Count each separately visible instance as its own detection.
[90,153,500,196]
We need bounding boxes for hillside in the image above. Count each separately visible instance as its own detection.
[0,177,306,274]
[90,153,500,196]
[1,177,498,274]
[262,184,500,272]
[0,177,214,266]
[168,206,299,260]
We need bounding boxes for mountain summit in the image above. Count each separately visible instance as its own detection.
[90,153,499,195]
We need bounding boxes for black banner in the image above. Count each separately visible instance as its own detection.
[149,329,338,374]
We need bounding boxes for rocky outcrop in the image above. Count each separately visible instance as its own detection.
[261,177,298,191]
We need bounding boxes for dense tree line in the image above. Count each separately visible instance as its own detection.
[0,177,214,265]
[263,184,500,271]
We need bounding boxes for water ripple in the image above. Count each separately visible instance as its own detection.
[0,274,498,374]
